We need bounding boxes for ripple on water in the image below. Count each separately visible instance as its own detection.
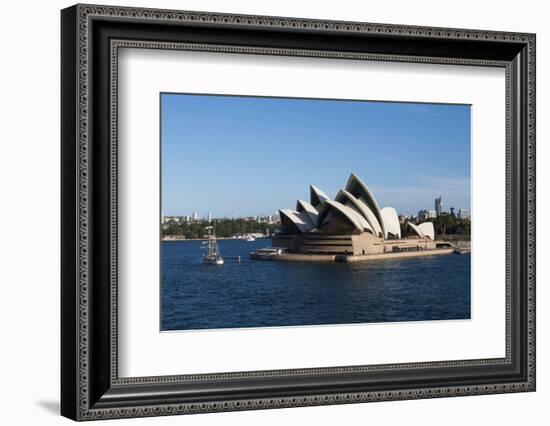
[161,239,471,331]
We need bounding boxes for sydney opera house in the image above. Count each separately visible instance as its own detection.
[266,173,444,260]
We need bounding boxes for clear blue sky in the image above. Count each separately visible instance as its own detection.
[161,93,470,218]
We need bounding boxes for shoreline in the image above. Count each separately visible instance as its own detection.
[162,236,271,242]
[162,236,469,243]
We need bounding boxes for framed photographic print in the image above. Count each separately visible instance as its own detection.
[61,4,536,421]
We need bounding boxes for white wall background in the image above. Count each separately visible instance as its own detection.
[0,0,546,424]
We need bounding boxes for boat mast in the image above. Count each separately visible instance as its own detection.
[205,226,216,258]
[203,225,224,264]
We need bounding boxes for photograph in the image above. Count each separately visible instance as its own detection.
[57,3,536,421]
[160,93,472,331]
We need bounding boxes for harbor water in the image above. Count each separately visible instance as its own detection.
[161,239,471,331]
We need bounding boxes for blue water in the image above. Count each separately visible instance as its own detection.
[161,239,470,331]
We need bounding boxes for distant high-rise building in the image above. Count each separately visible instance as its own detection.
[192,212,199,221]
[208,212,212,223]
[450,207,455,216]
[457,208,467,219]
[418,210,429,221]
[435,196,443,216]
[428,209,437,219]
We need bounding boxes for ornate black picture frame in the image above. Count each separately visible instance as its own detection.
[61,4,536,421]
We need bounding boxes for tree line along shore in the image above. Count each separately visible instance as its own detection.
[162,218,279,240]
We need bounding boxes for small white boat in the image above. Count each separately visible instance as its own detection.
[249,247,286,260]
[202,226,224,265]
[246,236,256,242]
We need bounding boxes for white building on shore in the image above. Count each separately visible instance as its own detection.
[273,173,436,256]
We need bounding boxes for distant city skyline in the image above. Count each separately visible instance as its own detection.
[162,198,469,222]
[162,94,471,217]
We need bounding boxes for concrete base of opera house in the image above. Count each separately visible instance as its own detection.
[270,233,446,255]
[250,247,456,263]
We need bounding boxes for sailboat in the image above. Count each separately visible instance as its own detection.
[202,226,224,265]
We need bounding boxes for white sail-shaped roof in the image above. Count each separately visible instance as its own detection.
[310,185,330,209]
[317,199,372,233]
[279,209,315,233]
[407,222,425,238]
[296,199,319,228]
[345,174,387,238]
[276,173,423,241]
[335,189,382,236]
[417,222,435,240]
[381,207,401,239]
